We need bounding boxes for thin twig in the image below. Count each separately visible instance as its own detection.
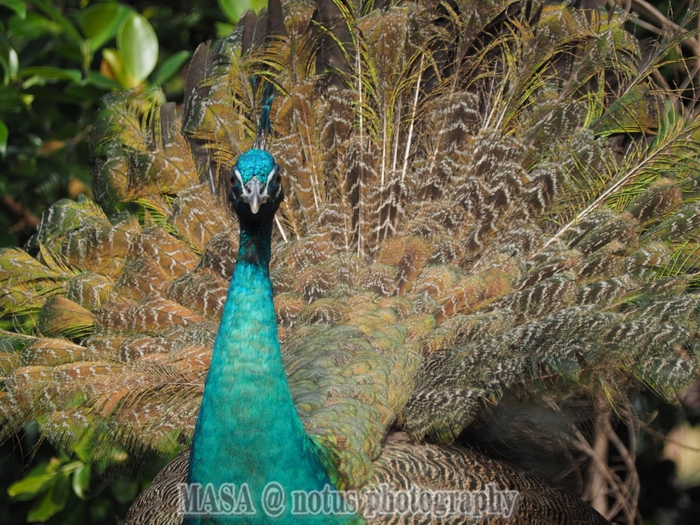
[0,195,40,233]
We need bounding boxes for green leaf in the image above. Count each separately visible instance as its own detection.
[64,82,109,101]
[58,461,83,473]
[26,473,70,522]
[8,12,56,39]
[219,0,269,23]
[19,67,81,84]
[150,50,191,86]
[0,119,7,157]
[0,33,18,84]
[82,71,120,90]
[1,0,26,19]
[79,3,132,52]
[216,21,235,39]
[27,492,56,522]
[101,47,131,89]
[251,0,268,14]
[218,0,255,23]
[117,12,158,86]
[26,0,83,44]
[54,41,83,63]
[71,464,91,499]
[8,470,55,498]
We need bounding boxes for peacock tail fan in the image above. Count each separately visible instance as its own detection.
[1,0,700,506]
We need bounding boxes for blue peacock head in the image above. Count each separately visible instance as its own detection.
[230,148,284,220]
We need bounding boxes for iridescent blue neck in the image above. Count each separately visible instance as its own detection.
[186,218,352,524]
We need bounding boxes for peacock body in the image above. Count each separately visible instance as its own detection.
[184,147,353,524]
[2,0,700,523]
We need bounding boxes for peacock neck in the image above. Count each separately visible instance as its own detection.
[237,220,273,270]
[186,218,350,523]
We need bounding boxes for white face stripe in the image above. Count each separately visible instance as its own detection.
[266,167,277,185]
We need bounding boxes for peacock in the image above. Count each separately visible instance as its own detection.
[2,0,700,523]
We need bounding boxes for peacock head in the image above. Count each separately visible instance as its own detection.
[230,148,284,222]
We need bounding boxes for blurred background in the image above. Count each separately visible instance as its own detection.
[0,1,699,523]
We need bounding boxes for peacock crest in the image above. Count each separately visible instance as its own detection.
[2,0,700,523]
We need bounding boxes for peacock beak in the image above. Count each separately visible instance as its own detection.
[243,178,268,214]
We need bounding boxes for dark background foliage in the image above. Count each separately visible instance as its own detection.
[0,0,237,249]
